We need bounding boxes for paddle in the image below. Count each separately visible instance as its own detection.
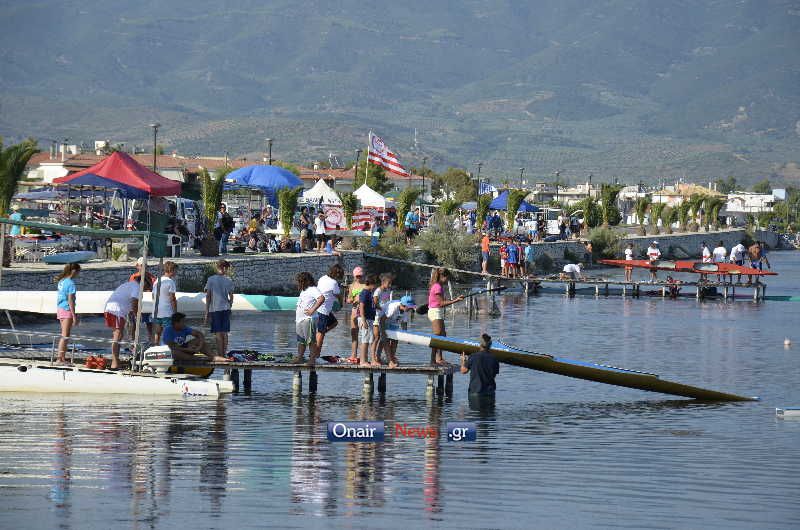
[415,286,507,315]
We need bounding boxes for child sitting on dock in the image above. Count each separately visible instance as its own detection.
[357,274,379,366]
[162,312,229,363]
[292,272,324,365]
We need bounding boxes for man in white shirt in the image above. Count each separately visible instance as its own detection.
[730,242,746,265]
[314,264,344,362]
[153,261,179,345]
[314,211,327,253]
[292,272,324,364]
[712,241,727,263]
[701,242,712,263]
[646,241,661,282]
[104,279,140,369]
[561,263,582,280]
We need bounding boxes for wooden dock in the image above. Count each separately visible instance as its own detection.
[199,361,456,396]
[365,253,768,302]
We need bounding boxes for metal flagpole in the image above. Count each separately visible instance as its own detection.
[365,132,371,185]
[132,233,149,371]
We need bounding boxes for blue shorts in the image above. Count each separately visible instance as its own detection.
[751,261,761,270]
[316,312,338,334]
[482,251,489,261]
[141,313,151,324]
[209,310,231,333]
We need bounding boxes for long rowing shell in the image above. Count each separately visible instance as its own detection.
[386,329,756,401]
[598,259,776,276]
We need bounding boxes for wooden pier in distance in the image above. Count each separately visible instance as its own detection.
[365,253,769,302]
[198,360,456,396]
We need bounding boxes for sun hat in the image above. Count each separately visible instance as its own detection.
[399,295,416,308]
[353,266,364,276]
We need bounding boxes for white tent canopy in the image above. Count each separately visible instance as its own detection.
[353,183,387,208]
[302,179,341,205]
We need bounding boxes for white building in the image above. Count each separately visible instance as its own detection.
[723,192,774,223]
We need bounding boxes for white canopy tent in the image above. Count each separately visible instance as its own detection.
[302,179,342,205]
[353,183,387,208]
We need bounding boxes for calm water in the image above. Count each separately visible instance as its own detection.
[1,253,799,529]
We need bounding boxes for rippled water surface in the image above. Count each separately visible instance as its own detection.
[1,253,799,529]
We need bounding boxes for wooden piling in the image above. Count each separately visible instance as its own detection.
[309,370,318,393]
[363,372,374,395]
[231,368,240,393]
[292,371,302,393]
[445,373,453,397]
[243,369,252,392]
[378,373,386,394]
[436,374,445,396]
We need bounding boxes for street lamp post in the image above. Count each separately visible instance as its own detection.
[149,123,160,171]
[421,156,428,198]
[519,167,525,189]
[476,161,483,195]
[555,170,560,203]
[266,138,273,165]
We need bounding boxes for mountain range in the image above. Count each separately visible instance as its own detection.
[1,0,799,186]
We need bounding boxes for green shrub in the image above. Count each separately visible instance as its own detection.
[588,226,620,259]
[416,214,476,271]
[357,227,409,260]
[564,248,580,263]
[534,253,554,272]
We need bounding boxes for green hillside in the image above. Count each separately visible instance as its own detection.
[1,0,798,185]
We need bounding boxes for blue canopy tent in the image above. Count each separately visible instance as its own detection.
[224,165,303,206]
[488,190,539,212]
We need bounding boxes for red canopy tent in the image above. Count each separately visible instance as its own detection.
[54,151,181,198]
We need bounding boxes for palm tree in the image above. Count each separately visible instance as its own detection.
[476,193,493,231]
[686,194,705,230]
[277,186,303,237]
[650,203,666,233]
[677,201,692,232]
[0,138,39,216]
[199,166,232,256]
[704,197,726,230]
[660,206,677,234]
[340,192,358,229]
[634,196,651,235]
[397,188,421,228]
[599,184,623,226]
[505,189,528,230]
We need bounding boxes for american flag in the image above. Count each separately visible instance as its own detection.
[368,132,410,177]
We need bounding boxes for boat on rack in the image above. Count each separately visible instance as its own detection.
[598,259,777,276]
[386,329,757,401]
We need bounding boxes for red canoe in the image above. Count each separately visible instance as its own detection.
[598,259,776,276]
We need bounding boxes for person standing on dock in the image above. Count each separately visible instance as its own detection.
[404,207,420,245]
[646,241,661,282]
[480,233,490,274]
[104,278,141,370]
[204,260,235,357]
[624,243,634,282]
[523,242,534,276]
[357,275,378,366]
[346,267,366,363]
[460,333,500,396]
[55,264,80,364]
[371,273,394,365]
[130,257,156,344]
[561,263,583,280]
[314,263,344,365]
[428,268,464,365]
[701,242,712,263]
[506,240,519,278]
[730,241,746,266]
[153,261,179,345]
[292,272,324,364]
[712,241,727,263]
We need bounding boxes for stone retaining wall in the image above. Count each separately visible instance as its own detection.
[0,252,365,295]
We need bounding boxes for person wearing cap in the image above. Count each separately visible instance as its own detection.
[460,333,500,396]
[9,204,23,236]
[129,257,156,343]
[204,259,234,356]
[383,295,416,368]
[646,241,661,282]
[346,266,366,363]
